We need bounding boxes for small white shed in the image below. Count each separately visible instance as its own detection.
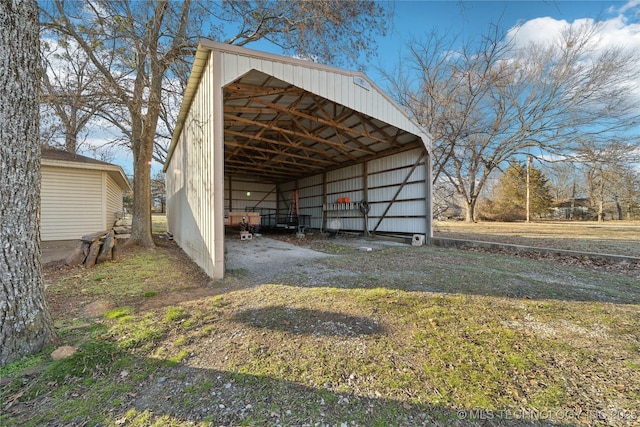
[164,41,432,279]
[40,146,131,241]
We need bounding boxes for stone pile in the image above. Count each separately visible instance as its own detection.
[113,215,132,239]
[65,230,117,267]
[64,215,132,267]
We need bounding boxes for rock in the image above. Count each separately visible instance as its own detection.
[51,346,77,360]
[113,226,130,234]
[84,240,102,268]
[84,299,113,317]
[65,244,87,266]
[81,230,108,244]
[114,218,132,227]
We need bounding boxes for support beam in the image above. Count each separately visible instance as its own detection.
[372,152,426,233]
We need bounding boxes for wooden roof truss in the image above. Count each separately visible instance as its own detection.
[223,70,422,183]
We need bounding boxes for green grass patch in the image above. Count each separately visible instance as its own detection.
[163,306,189,323]
[152,214,167,234]
[47,250,183,303]
[0,347,52,378]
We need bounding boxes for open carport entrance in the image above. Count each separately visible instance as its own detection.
[164,41,431,278]
[222,69,429,237]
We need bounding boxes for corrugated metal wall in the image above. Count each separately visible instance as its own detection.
[367,148,429,234]
[166,53,219,277]
[41,166,104,241]
[231,148,429,235]
[224,177,277,214]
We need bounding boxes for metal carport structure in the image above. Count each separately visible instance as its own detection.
[164,40,431,279]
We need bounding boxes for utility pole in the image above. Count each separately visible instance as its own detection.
[526,155,531,223]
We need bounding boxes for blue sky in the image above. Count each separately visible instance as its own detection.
[95,1,640,175]
[368,1,639,82]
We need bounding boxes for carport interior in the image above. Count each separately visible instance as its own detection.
[222,69,424,185]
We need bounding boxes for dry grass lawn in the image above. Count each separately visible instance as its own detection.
[434,220,640,258]
[1,217,639,426]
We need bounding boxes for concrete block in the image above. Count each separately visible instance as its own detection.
[412,234,425,246]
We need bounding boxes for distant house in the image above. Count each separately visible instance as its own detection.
[40,146,131,241]
[550,198,593,220]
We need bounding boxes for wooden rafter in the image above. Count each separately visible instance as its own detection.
[249,96,392,146]
[220,75,425,183]
[224,135,337,166]
[225,157,320,176]
[224,114,364,160]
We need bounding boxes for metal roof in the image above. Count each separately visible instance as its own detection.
[165,41,431,184]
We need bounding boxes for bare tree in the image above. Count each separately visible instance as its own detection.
[1,0,56,366]
[618,168,640,220]
[574,139,640,221]
[151,172,166,213]
[542,159,580,202]
[385,21,640,222]
[41,0,391,248]
[40,36,108,153]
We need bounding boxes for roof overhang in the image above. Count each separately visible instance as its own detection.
[42,158,131,192]
[164,40,431,184]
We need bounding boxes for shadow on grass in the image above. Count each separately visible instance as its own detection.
[232,306,385,336]
[2,345,574,427]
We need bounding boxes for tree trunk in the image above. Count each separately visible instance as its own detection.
[127,147,155,248]
[0,0,56,366]
[598,178,605,222]
[464,199,476,222]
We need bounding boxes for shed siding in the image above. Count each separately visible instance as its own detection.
[166,53,219,277]
[41,166,104,241]
[166,43,432,279]
[225,177,277,215]
[105,174,123,228]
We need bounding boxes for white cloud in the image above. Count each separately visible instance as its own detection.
[613,0,640,15]
[504,2,640,102]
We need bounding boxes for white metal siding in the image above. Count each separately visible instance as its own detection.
[41,166,104,241]
[224,177,277,213]
[274,148,429,235]
[166,52,220,277]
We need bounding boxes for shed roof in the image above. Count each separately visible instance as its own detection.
[41,145,131,191]
[164,40,431,183]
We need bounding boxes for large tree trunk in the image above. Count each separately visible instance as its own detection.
[0,0,56,366]
[127,135,155,248]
